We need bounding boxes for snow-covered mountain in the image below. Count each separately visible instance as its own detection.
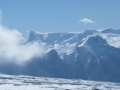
[1,28,120,83]
[27,28,120,57]
[27,30,97,57]
[26,28,120,82]
[63,35,120,82]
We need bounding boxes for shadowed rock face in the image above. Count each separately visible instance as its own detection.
[0,49,70,78]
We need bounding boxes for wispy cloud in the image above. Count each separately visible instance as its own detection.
[79,18,95,24]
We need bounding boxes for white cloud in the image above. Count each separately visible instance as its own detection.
[79,18,95,24]
[0,25,45,65]
[98,33,120,48]
[0,10,45,65]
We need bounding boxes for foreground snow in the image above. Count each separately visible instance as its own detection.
[0,74,120,90]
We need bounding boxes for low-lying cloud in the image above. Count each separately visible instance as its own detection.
[0,11,44,65]
[0,25,44,65]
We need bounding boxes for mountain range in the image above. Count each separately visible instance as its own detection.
[1,28,120,83]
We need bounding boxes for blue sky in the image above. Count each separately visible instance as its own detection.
[0,0,120,39]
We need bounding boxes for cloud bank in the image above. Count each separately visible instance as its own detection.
[0,25,44,65]
[79,18,95,24]
[0,11,44,65]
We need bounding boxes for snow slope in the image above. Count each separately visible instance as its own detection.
[27,28,120,57]
[27,30,97,57]
[63,35,120,82]
[0,74,120,90]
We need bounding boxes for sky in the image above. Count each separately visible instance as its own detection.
[0,0,120,39]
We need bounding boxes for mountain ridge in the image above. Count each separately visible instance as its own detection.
[1,28,120,83]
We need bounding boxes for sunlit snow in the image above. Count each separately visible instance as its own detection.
[0,74,120,90]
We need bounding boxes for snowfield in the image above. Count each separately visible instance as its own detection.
[0,74,120,90]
